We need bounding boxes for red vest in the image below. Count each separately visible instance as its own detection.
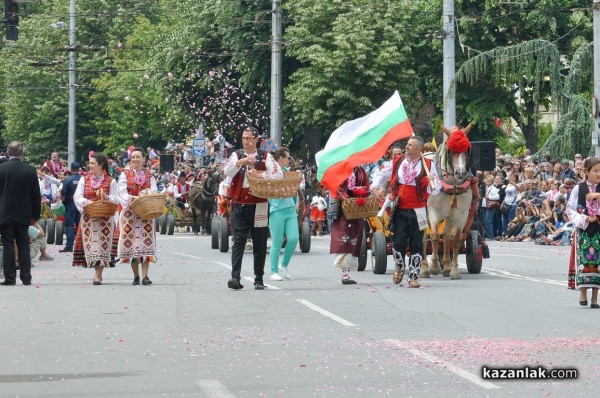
[125,169,152,196]
[84,173,113,200]
[229,150,268,204]
[176,182,189,201]
[390,155,431,209]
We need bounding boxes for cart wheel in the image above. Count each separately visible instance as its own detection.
[159,214,167,235]
[299,220,311,253]
[55,221,64,245]
[211,217,220,249]
[39,219,47,234]
[46,219,56,244]
[167,214,175,235]
[371,231,387,274]
[219,216,229,253]
[466,230,482,274]
[358,227,367,271]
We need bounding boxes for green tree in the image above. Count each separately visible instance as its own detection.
[283,0,443,160]
[453,0,592,152]
[0,0,165,162]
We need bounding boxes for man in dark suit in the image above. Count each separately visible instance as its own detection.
[0,141,41,285]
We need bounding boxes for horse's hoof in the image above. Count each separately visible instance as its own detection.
[430,268,440,276]
[450,272,461,280]
[442,270,451,277]
[419,270,431,278]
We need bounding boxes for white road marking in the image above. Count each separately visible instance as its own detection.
[157,236,199,240]
[384,339,500,390]
[211,260,231,270]
[296,299,356,327]
[196,380,236,398]
[492,253,540,260]
[242,276,280,290]
[174,253,206,260]
[458,264,564,286]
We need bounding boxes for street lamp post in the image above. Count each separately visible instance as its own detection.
[67,0,76,164]
[270,0,282,147]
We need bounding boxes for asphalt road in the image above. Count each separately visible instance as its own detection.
[0,232,598,398]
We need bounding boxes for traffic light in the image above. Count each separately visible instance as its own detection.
[4,0,19,41]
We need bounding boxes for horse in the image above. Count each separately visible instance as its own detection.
[187,173,220,235]
[421,123,474,280]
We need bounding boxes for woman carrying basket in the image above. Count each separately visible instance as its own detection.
[330,166,370,285]
[267,148,302,281]
[73,153,119,285]
[117,147,158,286]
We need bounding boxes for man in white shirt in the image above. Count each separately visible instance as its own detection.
[224,127,283,290]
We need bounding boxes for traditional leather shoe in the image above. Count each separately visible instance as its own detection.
[59,248,73,253]
[142,276,152,285]
[408,280,421,288]
[22,281,31,286]
[227,279,244,290]
[341,278,357,285]
[132,276,140,286]
[254,281,266,290]
[0,281,16,286]
[393,268,404,285]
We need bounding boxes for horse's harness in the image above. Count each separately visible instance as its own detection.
[435,145,473,208]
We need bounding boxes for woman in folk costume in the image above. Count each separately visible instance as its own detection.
[309,193,327,236]
[566,157,600,308]
[72,152,119,285]
[117,147,158,286]
[329,166,370,285]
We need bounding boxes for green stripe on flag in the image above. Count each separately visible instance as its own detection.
[317,106,407,181]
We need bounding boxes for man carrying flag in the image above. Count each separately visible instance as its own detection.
[316,91,416,284]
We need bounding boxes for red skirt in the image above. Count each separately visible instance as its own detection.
[310,207,325,222]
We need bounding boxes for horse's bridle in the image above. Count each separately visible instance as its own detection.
[435,145,471,187]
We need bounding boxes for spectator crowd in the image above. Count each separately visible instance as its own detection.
[479,148,583,246]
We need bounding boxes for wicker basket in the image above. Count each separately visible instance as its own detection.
[130,193,167,220]
[247,171,302,199]
[85,201,118,218]
[342,196,379,220]
[84,189,118,218]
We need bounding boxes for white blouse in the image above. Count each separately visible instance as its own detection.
[73,175,119,213]
[117,171,158,210]
[224,150,283,187]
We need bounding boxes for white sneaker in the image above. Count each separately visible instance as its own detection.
[279,267,291,280]
[270,273,283,281]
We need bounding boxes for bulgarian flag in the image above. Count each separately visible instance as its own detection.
[315,91,414,192]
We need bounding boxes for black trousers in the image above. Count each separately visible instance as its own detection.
[0,224,31,284]
[176,198,186,210]
[391,209,425,280]
[64,202,80,250]
[231,203,268,282]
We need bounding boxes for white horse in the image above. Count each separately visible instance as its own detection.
[421,124,474,280]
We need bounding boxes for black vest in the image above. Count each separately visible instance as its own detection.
[577,182,600,234]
